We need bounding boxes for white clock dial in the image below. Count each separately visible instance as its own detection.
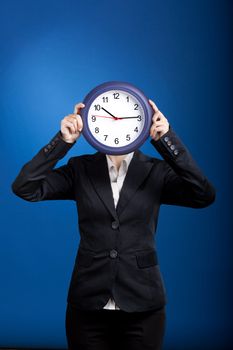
[87,90,145,148]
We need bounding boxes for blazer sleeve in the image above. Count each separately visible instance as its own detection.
[150,127,216,208]
[11,131,77,202]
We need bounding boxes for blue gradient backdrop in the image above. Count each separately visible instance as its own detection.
[0,0,232,349]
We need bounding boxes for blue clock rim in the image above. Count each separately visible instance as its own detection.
[80,81,153,155]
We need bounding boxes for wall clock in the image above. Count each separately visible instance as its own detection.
[80,81,153,155]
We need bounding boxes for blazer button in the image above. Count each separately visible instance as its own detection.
[164,136,169,143]
[170,144,175,150]
[167,140,172,146]
[111,220,119,229]
[110,249,118,258]
[44,147,48,153]
[174,149,179,155]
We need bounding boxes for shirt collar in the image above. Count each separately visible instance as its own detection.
[106,151,134,173]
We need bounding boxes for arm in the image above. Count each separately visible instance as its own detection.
[11,102,85,202]
[148,99,216,208]
[151,127,216,208]
[11,131,76,202]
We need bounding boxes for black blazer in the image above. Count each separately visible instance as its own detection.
[11,127,215,312]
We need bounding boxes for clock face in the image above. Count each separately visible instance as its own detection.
[81,81,153,155]
[87,90,145,148]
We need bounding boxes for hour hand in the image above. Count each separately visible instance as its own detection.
[101,107,118,120]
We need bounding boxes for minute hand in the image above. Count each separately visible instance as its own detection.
[118,116,141,119]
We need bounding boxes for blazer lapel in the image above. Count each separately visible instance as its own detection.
[86,151,118,220]
[86,149,154,220]
[116,149,154,217]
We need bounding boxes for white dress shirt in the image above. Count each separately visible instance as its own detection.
[103,151,134,310]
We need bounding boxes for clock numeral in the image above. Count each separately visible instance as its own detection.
[94,104,101,111]
[126,134,131,141]
[91,116,96,122]
[134,127,138,132]
[137,115,142,121]
[95,127,99,133]
[134,103,139,110]
[104,135,108,141]
[113,93,120,99]
[114,137,119,144]
[126,96,130,102]
[102,97,108,103]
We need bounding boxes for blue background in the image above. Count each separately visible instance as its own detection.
[0,0,232,348]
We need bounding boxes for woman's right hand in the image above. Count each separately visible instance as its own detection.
[60,102,85,143]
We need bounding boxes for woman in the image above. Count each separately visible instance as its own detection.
[11,100,215,350]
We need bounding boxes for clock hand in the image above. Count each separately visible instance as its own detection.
[93,115,140,120]
[100,108,141,120]
[101,107,118,120]
[118,116,140,119]
[92,115,116,120]
[93,114,140,120]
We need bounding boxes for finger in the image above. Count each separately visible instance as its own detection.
[73,103,85,114]
[66,114,83,133]
[154,125,166,132]
[150,128,159,139]
[152,121,166,128]
[149,99,159,112]
[152,110,167,122]
[64,114,78,122]
[63,120,77,134]
[150,125,158,136]
[68,113,83,128]
[63,121,76,134]
[76,114,83,132]
[74,102,85,114]
[66,114,79,123]
[152,112,162,122]
[65,117,79,133]
[150,123,165,135]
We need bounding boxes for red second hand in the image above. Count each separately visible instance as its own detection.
[92,115,122,120]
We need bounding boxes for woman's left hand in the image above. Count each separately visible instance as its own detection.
[149,99,170,141]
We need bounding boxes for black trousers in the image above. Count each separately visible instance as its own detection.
[65,303,166,350]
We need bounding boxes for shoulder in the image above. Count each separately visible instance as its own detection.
[136,149,164,166]
[67,151,103,166]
